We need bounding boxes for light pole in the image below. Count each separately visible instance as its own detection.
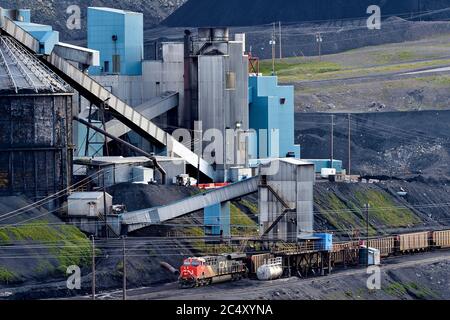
[316,33,323,61]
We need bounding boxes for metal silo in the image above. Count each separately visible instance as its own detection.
[0,35,73,207]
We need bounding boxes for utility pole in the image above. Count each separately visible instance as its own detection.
[102,170,108,240]
[122,237,127,301]
[316,33,323,61]
[365,204,370,267]
[271,22,276,75]
[278,21,282,60]
[91,236,96,300]
[197,155,200,187]
[330,115,334,169]
[348,114,351,176]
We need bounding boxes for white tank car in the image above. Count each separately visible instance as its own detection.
[256,257,283,281]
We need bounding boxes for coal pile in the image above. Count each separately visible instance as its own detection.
[163,0,450,27]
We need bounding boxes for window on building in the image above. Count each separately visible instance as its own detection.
[226,72,236,90]
[112,55,121,74]
[280,98,286,105]
[104,61,110,73]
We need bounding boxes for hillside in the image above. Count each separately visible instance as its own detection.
[296,111,450,180]
[1,0,186,41]
[163,0,450,27]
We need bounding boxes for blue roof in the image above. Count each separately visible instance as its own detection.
[88,7,142,15]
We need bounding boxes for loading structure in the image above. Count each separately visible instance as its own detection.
[122,159,315,243]
[0,17,217,181]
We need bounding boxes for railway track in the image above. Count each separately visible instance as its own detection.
[68,250,450,300]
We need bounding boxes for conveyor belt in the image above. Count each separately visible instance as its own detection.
[122,176,260,232]
[105,91,179,140]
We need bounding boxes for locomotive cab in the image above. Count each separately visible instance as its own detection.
[179,257,210,288]
[178,255,248,289]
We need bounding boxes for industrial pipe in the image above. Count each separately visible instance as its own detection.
[74,116,167,184]
[160,261,180,276]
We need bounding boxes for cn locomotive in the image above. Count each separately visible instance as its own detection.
[179,254,248,288]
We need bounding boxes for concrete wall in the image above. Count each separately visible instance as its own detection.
[88,7,143,76]
[249,76,301,159]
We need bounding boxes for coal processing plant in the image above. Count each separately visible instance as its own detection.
[2,3,450,302]
[0,6,339,280]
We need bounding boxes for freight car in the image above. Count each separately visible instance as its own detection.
[432,230,450,249]
[367,236,395,257]
[179,254,248,288]
[397,232,429,253]
[331,241,359,266]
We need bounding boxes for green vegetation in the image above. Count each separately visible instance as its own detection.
[1,221,92,274]
[238,199,258,216]
[371,50,420,64]
[261,55,450,82]
[0,266,16,284]
[354,190,420,228]
[0,229,10,245]
[316,192,375,235]
[384,281,408,297]
[182,227,234,254]
[230,203,258,236]
[417,75,450,86]
[316,187,420,235]
[34,260,55,276]
[259,58,342,78]
[384,281,438,299]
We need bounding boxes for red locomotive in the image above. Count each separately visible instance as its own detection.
[179,254,248,288]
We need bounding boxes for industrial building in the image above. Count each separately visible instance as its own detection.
[0,32,73,208]
[88,7,144,76]
[0,5,343,245]
[248,75,300,159]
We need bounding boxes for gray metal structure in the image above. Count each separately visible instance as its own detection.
[53,42,100,68]
[122,176,259,232]
[105,91,179,140]
[0,35,73,205]
[1,18,217,180]
[184,28,249,181]
[259,159,315,242]
[122,159,315,240]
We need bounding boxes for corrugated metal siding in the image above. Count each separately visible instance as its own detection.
[368,237,395,257]
[399,232,429,252]
[433,230,450,248]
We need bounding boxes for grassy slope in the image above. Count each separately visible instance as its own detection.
[314,183,421,238]
[260,33,450,82]
[0,221,92,284]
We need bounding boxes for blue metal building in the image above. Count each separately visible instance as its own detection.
[248,75,301,159]
[204,202,231,237]
[1,8,58,55]
[88,7,143,76]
